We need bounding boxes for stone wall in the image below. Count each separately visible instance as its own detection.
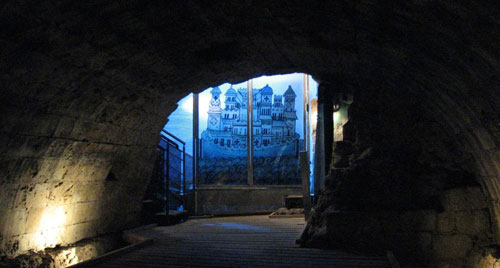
[0,94,173,256]
[299,72,499,267]
[0,0,498,265]
[300,186,495,267]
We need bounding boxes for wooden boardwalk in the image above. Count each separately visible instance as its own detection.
[93,215,391,268]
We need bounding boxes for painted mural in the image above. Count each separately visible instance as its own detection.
[201,84,299,158]
[164,73,317,186]
[199,84,301,185]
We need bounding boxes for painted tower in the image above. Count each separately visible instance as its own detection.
[259,84,273,116]
[259,84,273,144]
[221,86,237,132]
[208,86,222,131]
[272,95,284,120]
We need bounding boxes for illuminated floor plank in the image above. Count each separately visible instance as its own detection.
[93,215,391,268]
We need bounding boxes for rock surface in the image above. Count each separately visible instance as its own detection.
[0,1,498,267]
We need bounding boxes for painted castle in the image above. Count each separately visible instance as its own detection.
[201,84,299,158]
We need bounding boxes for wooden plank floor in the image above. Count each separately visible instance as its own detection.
[94,215,391,268]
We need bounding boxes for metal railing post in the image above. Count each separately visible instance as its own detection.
[182,144,186,206]
[193,93,199,215]
[247,80,254,185]
[165,143,170,215]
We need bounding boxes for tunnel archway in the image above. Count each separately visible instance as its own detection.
[1,1,498,267]
[152,73,319,216]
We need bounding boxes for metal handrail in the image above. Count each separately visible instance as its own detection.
[154,130,188,212]
[159,135,179,150]
[161,130,186,145]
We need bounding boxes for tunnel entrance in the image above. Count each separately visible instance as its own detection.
[0,1,498,267]
[144,73,323,218]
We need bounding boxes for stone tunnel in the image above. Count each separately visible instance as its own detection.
[0,1,499,267]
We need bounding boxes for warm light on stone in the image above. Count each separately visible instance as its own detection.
[50,248,79,268]
[35,206,67,250]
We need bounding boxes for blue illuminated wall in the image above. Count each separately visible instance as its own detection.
[162,73,318,188]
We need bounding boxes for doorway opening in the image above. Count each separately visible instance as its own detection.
[145,73,320,217]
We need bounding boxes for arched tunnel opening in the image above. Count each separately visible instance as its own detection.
[145,73,321,219]
[0,1,498,267]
